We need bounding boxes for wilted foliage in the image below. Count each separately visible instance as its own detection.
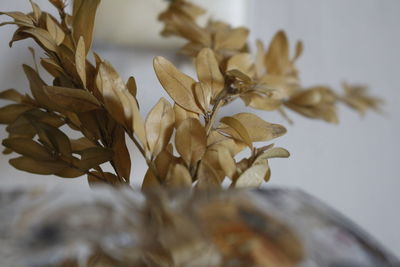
[0,0,382,190]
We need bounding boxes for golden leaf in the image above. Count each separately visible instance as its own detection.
[265,31,290,75]
[219,117,253,149]
[227,113,286,142]
[153,56,202,114]
[41,58,65,78]
[193,82,211,113]
[145,98,175,157]
[175,118,207,167]
[72,0,100,54]
[227,53,256,79]
[0,11,34,25]
[214,27,249,51]
[43,86,100,113]
[22,28,58,52]
[196,48,224,98]
[173,104,198,128]
[75,36,87,87]
[46,14,65,45]
[235,163,269,188]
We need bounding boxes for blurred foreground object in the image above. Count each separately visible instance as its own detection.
[0,187,397,267]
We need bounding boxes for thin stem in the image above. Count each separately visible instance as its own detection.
[205,99,225,135]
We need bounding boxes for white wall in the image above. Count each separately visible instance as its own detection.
[0,0,399,256]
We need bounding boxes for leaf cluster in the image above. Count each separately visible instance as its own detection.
[0,0,382,190]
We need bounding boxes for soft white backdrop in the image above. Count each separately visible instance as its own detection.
[0,0,399,256]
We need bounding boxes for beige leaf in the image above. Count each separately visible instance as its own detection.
[96,62,130,126]
[265,31,290,75]
[255,147,290,163]
[227,53,255,79]
[226,113,287,142]
[0,11,34,25]
[46,14,65,45]
[10,157,67,175]
[193,82,211,113]
[72,0,101,54]
[22,28,58,52]
[153,56,202,114]
[294,41,304,61]
[75,36,87,87]
[145,98,175,157]
[196,48,224,98]
[43,86,100,112]
[255,40,266,77]
[173,104,198,128]
[165,163,192,188]
[235,163,269,188]
[2,138,52,161]
[30,0,42,22]
[214,27,249,51]
[219,117,253,148]
[216,145,236,179]
[175,118,207,167]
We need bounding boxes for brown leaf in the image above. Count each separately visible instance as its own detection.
[0,104,33,124]
[2,138,52,160]
[56,166,85,178]
[43,86,100,112]
[75,36,87,87]
[112,125,131,181]
[76,147,113,171]
[0,89,25,103]
[88,171,120,187]
[175,118,207,167]
[153,56,202,114]
[145,98,175,157]
[72,0,101,54]
[22,28,58,52]
[10,157,67,175]
[126,76,137,97]
[265,31,290,75]
[46,14,65,45]
[196,48,224,98]
[219,117,253,149]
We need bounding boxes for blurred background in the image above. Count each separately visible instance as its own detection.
[0,0,399,256]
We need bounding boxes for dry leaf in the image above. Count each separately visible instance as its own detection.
[219,117,253,149]
[196,48,225,98]
[10,157,67,175]
[165,163,192,188]
[75,36,87,87]
[2,138,52,161]
[154,56,202,114]
[175,118,207,167]
[46,14,65,45]
[72,0,100,53]
[145,98,175,157]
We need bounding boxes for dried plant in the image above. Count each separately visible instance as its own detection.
[0,0,382,190]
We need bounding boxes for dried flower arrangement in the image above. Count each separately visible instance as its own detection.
[0,0,382,190]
